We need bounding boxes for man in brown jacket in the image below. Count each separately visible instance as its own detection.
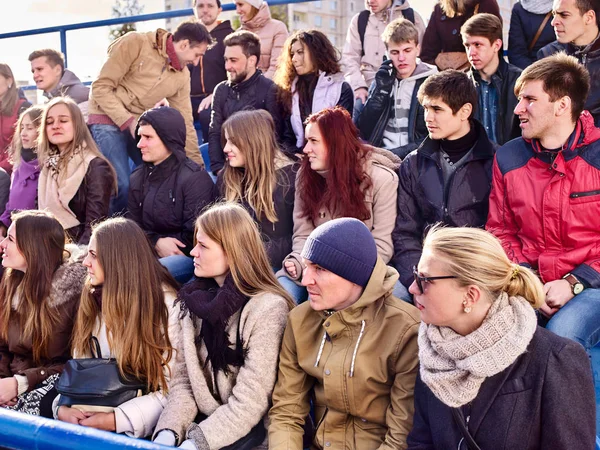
[88,20,212,213]
[269,218,420,450]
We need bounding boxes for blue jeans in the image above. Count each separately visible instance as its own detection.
[545,288,600,355]
[199,143,216,183]
[160,255,195,284]
[393,280,413,303]
[278,275,308,304]
[90,124,141,214]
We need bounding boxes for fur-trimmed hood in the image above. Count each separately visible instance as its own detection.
[368,145,402,171]
[48,244,87,308]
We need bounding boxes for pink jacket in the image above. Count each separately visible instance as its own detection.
[241,3,288,79]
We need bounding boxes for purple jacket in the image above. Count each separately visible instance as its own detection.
[0,158,40,228]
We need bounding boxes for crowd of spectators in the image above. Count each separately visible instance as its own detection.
[0,0,599,449]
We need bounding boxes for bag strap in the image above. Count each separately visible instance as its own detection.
[451,408,482,450]
[528,12,552,52]
[358,10,370,58]
[89,336,102,359]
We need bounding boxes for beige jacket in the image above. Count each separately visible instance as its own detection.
[269,259,420,450]
[342,1,426,92]
[282,148,400,281]
[241,3,289,79]
[88,29,201,165]
[155,292,290,448]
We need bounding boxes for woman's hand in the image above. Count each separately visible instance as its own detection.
[79,411,116,431]
[57,406,86,424]
[0,377,18,404]
[284,260,297,278]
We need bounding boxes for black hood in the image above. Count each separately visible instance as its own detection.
[137,106,186,162]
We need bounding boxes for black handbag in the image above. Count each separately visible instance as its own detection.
[56,336,146,410]
[195,412,265,450]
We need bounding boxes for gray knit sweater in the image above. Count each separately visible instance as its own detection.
[154,292,290,448]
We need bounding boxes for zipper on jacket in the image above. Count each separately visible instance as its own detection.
[570,189,600,199]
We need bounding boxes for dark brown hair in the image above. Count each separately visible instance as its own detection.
[0,211,66,364]
[28,49,65,74]
[461,13,503,44]
[224,30,261,61]
[417,70,478,119]
[273,29,342,112]
[173,19,213,46]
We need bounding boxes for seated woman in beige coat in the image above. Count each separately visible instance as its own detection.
[277,106,400,303]
[269,218,420,450]
[153,203,294,449]
[237,0,288,79]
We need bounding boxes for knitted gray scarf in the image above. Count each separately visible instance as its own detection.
[521,0,553,15]
[418,292,537,408]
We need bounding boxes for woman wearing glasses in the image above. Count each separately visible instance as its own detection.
[406,225,596,450]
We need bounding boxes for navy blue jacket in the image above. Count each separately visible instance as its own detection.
[508,2,556,69]
[407,327,596,450]
[391,120,495,288]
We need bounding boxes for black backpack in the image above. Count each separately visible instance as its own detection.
[358,7,415,57]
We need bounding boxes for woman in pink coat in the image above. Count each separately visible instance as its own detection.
[237,0,288,79]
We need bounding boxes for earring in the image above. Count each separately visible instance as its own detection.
[462,299,471,314]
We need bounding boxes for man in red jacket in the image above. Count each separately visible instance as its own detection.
[486,53,600,357]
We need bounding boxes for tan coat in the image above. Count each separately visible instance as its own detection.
[342,1,426,92]
[282,148,400,280]
[241,3,289,79]
[88,29,201,165]
[269,260,420,450]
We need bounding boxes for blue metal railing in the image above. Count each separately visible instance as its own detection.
[0,0,318,67]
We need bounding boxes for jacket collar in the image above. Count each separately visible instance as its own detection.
[530,111,600,161]
[229,69,263,91]
[418,119,497,162]
[470,57,508,85]
[144,153,179,180]
[567,31,600,56]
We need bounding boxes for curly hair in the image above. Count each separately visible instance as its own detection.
[274,29,342,113]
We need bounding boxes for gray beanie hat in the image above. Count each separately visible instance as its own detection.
[301,218,377,287]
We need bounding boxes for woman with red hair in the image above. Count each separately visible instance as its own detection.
[278,106,400,302]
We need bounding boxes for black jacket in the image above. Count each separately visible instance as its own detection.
[507,2,556,70]
[208,70,281,173]
[468,58,522,146]
[407,327,597,450]
[391,120,495,288]
[128,107,216,255]
[217,163,297,269]
[567,35,600,127]
[358,60,433,159]
[189,20,234,122]
[68,158,115,245]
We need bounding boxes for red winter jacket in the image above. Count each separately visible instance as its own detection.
[486,111,600,287]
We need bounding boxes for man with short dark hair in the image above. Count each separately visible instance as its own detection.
[208,30,280,175]
[486,53,600,359]
[358,18,437,158]
[88,20,211,213]
[461,13,522,145]
[28,48,89,109]
[391,70,496,300]
[191,0,233,144]
[539,0,600,124]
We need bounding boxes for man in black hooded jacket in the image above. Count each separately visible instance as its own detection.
[128,106,216,282]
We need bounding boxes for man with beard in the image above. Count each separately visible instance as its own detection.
[208,30,280,175]
[190,0,234,144]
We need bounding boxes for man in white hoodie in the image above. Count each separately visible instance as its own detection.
[357,18,437,158]
[343,0,426,114]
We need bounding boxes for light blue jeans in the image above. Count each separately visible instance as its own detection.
[278,275,308,304]
[160,255,195,285]
[90,124,141,214]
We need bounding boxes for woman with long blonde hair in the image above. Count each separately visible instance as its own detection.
[0,210,86,417]
[219,109,296,270]
[37,96,116,245]
[407,225,596,449]
[56,217,180,438]
[0,106,43,236]
[0,63,31,175]
[154,203,293,449]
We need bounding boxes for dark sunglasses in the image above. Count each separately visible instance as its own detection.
[412,265,458,294]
